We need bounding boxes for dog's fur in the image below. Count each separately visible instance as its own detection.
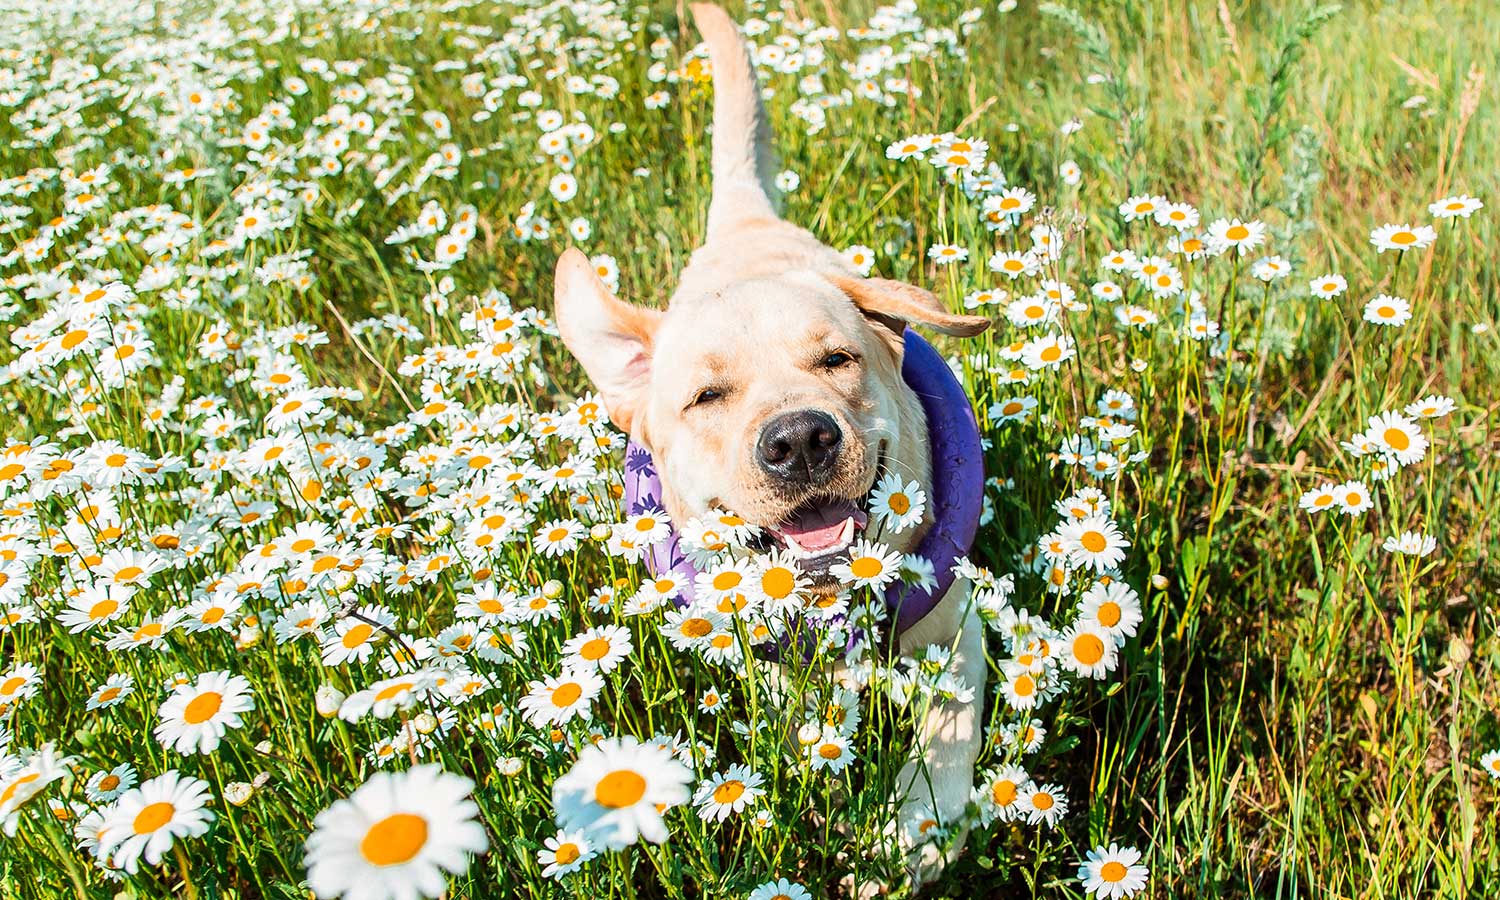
[553,4,990,888]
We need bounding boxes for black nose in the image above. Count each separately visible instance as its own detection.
[756,410,843,484]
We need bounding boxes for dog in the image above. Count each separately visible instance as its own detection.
[552,3,991,889]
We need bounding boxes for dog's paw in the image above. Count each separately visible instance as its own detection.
[886,800,965,889]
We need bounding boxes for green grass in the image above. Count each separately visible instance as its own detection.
[0,0,1496,898]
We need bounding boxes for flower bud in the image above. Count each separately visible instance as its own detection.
[315,684,346,718]
[224,782,254,807]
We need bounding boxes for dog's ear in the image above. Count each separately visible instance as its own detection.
[554,248,662,434]
[829,274,991,340]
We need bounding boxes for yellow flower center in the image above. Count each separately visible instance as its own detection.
[551,682,582,707]
[761,568,796,599]
[360,813,428,866]
[991,780,1017,806]
[1073,633,1106,666]
[183,691,223,724]
[594,770,647,808]
[713,780,745,804]
[133,801,175,834]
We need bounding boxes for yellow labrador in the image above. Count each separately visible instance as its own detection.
[553,3,991,888]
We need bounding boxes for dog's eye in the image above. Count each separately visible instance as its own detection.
[821,351,855,369]
[689,387,723,408]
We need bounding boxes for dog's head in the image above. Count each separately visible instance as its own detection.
[554,248,988,583]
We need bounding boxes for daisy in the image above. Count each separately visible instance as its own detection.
[990,396,1038,423]
[86,764,138,804]
[338,672,437,722]
[98,770,215,874]
[533,519,584,557]
[538,829,596,878]
[1021,333,1075,370]
[693,764,765,822]
[1018,782,1068,828]
[1404,394,1455,419]
[1205,217,1266,256]
[155,671,254,755]
[1058,514,1129,573]
[1480,749,1500,780]
[1079,843,1150,899]
[748,880,813,900]
[322,606,396,666]
[1308,274,1347,299]
[1364,410,1427,466]
[754,552,808,611]
[1298,483,1339,514]
[304,765,488,900]
[927,243,968,265]
[1363,294,1411,326]
[519,668,604,728]
[561,625,633,673]
[974,765,1030,824]
[1059,623,1118,679]
[88,674,136,710]
[0,662,40,705]
[1382,530,1438,557]
[552,735,692,849]
[1428,194,1483,219]
[1000,670,1044,711]
[830,539,902,589]
[1117,194,1165,222]
[842,244,876,275]
[884,134,934,161]
[1154,201,1199,231]
[1336,480,1374,516]
[695,558,758,612]
[1077,581,1142,644]
[57,584,131,632]
[988,249,1040,279]
[1369,222,1437,253]
[0,745,71,833]
[869,473,926,534]
[808,726,854,772]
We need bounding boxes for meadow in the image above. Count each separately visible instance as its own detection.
[0,0,1496,898]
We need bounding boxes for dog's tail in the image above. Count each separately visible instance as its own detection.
[690,3,779,236]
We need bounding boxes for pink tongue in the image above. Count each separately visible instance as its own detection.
[777,501,868,551]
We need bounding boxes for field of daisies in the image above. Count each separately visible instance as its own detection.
[0,0,1496,897]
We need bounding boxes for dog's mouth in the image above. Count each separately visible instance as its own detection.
[768,498,869,561]
[748,443,887,572]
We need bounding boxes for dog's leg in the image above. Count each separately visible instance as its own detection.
[893,597,986,887]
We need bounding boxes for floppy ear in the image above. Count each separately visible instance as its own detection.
[553,248,662,434]
[828,274,991,340]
